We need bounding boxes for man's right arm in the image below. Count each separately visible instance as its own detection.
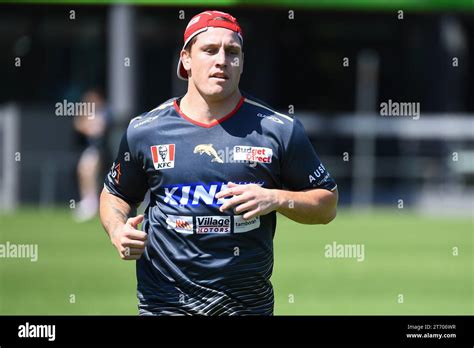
[99,127,149,260]
[99,188,148,260]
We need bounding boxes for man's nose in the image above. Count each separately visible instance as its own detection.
[215,47,227,66]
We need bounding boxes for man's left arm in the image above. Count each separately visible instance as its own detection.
[274,187,338,224]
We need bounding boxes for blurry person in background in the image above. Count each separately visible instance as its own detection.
[74,88,112,222]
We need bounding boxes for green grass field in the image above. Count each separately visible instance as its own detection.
[0,208,472,315]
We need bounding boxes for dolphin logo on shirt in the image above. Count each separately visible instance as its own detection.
[193,144,224,163]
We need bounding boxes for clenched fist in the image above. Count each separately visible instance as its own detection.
[110,215,148,260]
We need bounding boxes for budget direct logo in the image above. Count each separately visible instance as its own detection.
[151,144,175,170]
[233,146,272,163]
[196,216,231,234]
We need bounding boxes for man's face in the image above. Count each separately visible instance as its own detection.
[181,27,244,101]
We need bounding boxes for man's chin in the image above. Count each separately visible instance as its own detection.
[202,87,234,101]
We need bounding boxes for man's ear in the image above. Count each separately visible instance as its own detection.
[240,52,244,75]
[180,49,192,72]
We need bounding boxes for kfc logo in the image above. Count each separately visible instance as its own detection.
[151,144,175,170]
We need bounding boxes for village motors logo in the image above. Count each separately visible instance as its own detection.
[196,216,231,234]
[151,144,175,170]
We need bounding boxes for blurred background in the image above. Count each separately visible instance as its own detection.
[0,0,472,315]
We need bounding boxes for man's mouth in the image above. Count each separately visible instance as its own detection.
[210,72,229,80]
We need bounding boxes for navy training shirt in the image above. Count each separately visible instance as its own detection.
[104,94,337,315]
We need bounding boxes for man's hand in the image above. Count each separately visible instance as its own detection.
[216,182,280,220]
[110,215,148,260]
[216,182,338,225]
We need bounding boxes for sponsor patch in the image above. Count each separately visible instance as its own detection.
[166,215,193,234]
[308,164,328,184]
[234,215,260,233]
[165,214,259,234]
[110,162,121,184]
[193,144,224,163]
[162,181,265,207]
[233,146,272,163]
[151,144,175,170]
[196,216,231,234]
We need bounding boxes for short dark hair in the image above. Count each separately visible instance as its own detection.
[184,36,198,52]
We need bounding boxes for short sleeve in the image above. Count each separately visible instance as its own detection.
[280,118,337,192]
[104,130,148,205]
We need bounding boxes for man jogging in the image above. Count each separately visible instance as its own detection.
[99,10,338,315]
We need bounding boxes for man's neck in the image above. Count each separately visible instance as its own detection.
[180,87,242,125]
